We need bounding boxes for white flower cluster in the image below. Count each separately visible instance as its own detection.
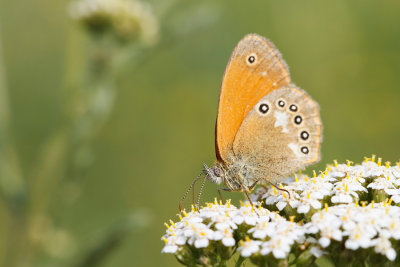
[162,201,238,253]
[69,0,158,43]
[240,213,305,259]
[258,158,400,214]
[162,201,305,260]
[307,202,400,261]
[162,158,400,265]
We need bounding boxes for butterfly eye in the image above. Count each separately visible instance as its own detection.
[294,115,302,125]
[278,100,285,108]
[213,168,221,177]
[258,103,269,114]
[289,104,298,112]
[300,131,309,140]
[246,53,257,66]
[301,146,309,154]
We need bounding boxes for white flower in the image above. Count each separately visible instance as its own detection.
[368,177,391,190]
[344,223,375,250]
[304,176,335,195]
[184,222,214,248]
[248,217,275,239]
[263,186,297,208]
[69,0,159,43]
[238,239,261,257]
[318,224,343,248]
[385,218,400,239]
[329,171,346,179]
[161,230,186,254]
[296,191,322,214]
[260,236,291,259]
[175,212,202,229]
[200,202,238,230]
[331,179,366,203]
[391,167,400,179]
[161,243,178,254]
[213,228,236,247]
[357,161,383,177]
[308,211,343,247]
[247,214,294,240]
[368,176,400,191]
[199,201,237,218]
[385,188,400,203]
[276,200,288,211]
[372,236,396,261]
[230,202,266,225]
[331,193,353,203]
[249,216,305,260]
[262,176,331,213]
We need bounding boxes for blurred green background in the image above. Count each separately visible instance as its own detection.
[0,0,399,266]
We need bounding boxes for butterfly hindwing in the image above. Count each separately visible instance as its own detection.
[232,86,322,183]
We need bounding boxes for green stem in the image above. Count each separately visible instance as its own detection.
[0,23,25,210]
[16,23,86,266]
[0,23,28,267]
[234,256,246,267]
[20,27,118,266]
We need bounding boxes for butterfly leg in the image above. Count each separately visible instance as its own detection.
[247,179,268,203]
[241,185,260,216]
[218,186,260,216]
[248,179,261,191]
[217,187,233,203]
[263,179,291,199]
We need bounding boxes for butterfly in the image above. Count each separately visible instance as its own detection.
[180,33,322,209]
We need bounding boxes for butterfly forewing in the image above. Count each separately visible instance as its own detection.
[215,34,291,163]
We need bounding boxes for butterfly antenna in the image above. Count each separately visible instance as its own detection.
[179,170,205,211]
[195,176,207,211]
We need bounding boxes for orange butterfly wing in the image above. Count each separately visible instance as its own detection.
[216,34,291,163]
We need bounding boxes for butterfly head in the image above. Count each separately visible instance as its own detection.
[203,163,224,185]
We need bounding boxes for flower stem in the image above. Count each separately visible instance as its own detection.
[0,22,28,267]
[0,23,25,210]
[235,256,246,267]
